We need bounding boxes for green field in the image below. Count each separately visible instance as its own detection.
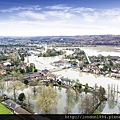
[0,103,12,114]
[93,110,101,114]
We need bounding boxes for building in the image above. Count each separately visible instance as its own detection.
[41,69,51,77]
[0,70,6,75]
[2,99,31,114]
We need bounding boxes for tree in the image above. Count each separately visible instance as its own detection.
[36,86,59,114]
[26,66,30,73]
[57,81,62,85]
[26,65,35,73]
[24,79,29,85]
[84,83,89,93]
[80,66,83,70]
[78,95,94,114]
[16,71,24,82]
[0,80,5,96]
[64,88,76,114]
[103,65,108,71]
[8,81,24,102]
[30,63,35,72]
[21,54,25,61]
[33,86,37,96]
[74,83,79,89]
[109,60,113,66]
[25,92,31,106]
[107,84,117,109]
[19,68,25,74]
[74,83,82,90]
[34,69,38,72]
[98,86,106,101]
[109,66,111,72]
[11,70,17,79]
[18,93,26,102]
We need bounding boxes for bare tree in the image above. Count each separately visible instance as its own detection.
[7,81,24,101]
[36,85,60,114]
[98,86,106,102]
[78,95,92,114]
[33,86,37,96]
[25,92,32,106]
[107,84,118,109]
[0,80,5,96]
[64,88,76,114]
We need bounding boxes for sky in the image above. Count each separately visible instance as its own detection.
[0,0,120,36]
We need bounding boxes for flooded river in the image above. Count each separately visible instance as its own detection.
[24,46,120,113]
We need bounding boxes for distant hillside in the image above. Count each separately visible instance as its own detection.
[0,35,120,46]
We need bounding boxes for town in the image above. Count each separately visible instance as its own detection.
[0,36,120,119]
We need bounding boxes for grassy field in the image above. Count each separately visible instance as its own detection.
[0,103,12,114]
[93,110,101,114]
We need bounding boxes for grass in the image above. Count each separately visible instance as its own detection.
[0,103,12,114]
[93,110,101,114]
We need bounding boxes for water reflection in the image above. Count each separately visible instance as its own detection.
[97,101,106,113]
[58,86,62,92]
[35,86,59,114]
[107,84,118,109]
[64,88,76,114]
[78,94,93,114]
[75,90,80,103]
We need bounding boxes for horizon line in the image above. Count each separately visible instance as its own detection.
[0,34,119,37]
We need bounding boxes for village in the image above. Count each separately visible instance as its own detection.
[0,41,120,117]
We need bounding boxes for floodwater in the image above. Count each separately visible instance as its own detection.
[23,46,120,113]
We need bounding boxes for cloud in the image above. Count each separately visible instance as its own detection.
[102,8,120,16]
[72,7,94,13]
[46,4,72,11]
[81,12,99,22]
[18,11,45,20]
[44,11,73,19]
[0,5,41,13]
[0,4,120,36]
[0,18,120,36]
[45,4,73,19]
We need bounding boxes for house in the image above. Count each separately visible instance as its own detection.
[14,106,31,114]
[91,68,100,74]
[98,65,104,69]
[52,60,70,68]
[41,69,51,77]
[2,99,31,114]
[86,64,100,74]
[0,70,6,75]
[47,74,56,80]
[2,99,20,110]
[24,73,40,81]
[82,68,90,72]
[59,77,66,84]
[3,62,11,66]
[111,73,120,78]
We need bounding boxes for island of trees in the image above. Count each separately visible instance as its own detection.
[39,48,64,57]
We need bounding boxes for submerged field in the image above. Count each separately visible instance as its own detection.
[81,46,120,52]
